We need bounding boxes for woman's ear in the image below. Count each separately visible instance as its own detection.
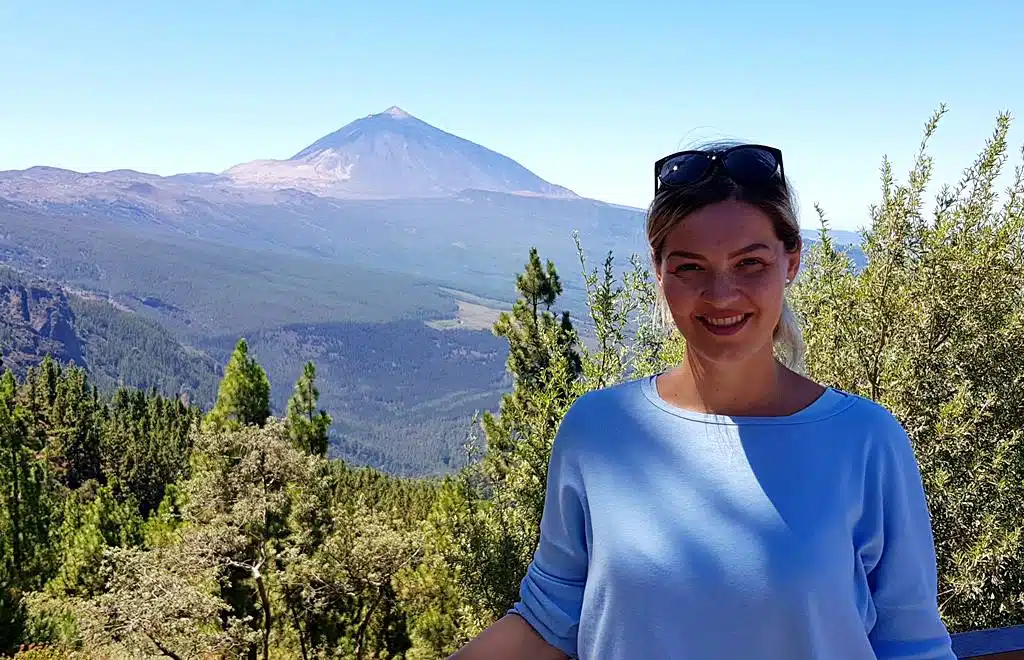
[785,238,802,284]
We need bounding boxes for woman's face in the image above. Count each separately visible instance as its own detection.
[655,199,800,366]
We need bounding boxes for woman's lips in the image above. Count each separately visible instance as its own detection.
[698,313,752,336]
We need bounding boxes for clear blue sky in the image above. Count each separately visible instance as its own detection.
[2,0,1022,229]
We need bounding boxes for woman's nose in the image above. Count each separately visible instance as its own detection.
[702,271,741,304]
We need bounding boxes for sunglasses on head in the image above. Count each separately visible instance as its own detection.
[654,144,785,196]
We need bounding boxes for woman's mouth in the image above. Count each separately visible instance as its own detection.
[698,313,751,336]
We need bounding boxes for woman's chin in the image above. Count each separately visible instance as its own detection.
[683,330,776,366]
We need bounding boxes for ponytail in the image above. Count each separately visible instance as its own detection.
[655,283,674,333]
[773,299,806,371]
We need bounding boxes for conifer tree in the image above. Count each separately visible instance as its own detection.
[102,388,198,517]
[49,485,143,597]
[481,247,581,478]
[18,362,104,490]
[0,370,53,651]
[204,339,271,432]
[285,362,331,456]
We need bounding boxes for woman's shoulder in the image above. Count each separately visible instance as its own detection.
[553,378,649,445]
[818,388,919,461]
[826,388,906,431]
[562,377,648,420]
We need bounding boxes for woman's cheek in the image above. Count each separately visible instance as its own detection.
[663,275,697,302]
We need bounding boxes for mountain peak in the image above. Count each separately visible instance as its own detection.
[223,108,578,200]
[382,106,412,119]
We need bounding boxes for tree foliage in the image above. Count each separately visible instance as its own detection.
[286,362,332,456]
[204,339,271,433]
[790,107,1024,632]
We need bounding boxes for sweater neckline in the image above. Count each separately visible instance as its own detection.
[639,373,855,426]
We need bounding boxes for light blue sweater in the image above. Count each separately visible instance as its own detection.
[511,375,954,659]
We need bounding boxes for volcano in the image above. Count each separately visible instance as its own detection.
[222,106,577,199]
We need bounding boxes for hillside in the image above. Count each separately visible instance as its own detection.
[204,320,509,475]
[0,266,220,404]
[0,266,84,372]
[0,203,460,337]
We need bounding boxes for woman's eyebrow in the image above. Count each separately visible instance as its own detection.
[729,242,770,258]
[665,243,770,261]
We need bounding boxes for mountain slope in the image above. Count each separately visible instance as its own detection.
[224,106,577,199]
[204,319,509,475]
[0,266,220,405]
[0,267,84,372]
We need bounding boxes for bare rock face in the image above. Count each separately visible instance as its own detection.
[0,274,85,373]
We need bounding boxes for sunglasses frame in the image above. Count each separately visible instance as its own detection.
[654,144,786,196]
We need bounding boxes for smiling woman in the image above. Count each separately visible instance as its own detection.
[654,200,799,373]
[648,142,805,377]
[449,141,955,660]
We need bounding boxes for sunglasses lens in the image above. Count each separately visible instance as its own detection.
[722,147,779,184]
[659,153,712,187]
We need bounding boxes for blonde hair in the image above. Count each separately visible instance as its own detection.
[648,140,806,370]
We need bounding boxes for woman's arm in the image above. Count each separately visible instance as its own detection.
[450,400,592,659]
[448,614,569,660]
[862,414,955,660]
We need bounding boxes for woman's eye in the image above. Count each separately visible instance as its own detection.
[673,263,701,273]
[737,258,764,268]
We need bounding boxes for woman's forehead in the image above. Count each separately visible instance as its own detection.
[662,201,781,253]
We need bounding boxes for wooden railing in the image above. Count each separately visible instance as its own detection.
[953,624,1024,659]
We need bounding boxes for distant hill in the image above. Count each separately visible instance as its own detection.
[800,228,866,269]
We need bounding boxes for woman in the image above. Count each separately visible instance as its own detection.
[450,143,954,659]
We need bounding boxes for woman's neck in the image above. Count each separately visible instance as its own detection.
[658,347,807,417]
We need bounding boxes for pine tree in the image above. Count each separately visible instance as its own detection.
[481,247,581,478]
[0,370,53,651]
[102,388,198,517]
[183,421,313,660]
[285,362,331,456]
[49,484,143,597]
[204,339,271,432]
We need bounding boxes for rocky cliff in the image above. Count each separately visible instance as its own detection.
[0,269,84,373]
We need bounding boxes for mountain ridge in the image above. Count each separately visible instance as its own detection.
[0,106,577,203]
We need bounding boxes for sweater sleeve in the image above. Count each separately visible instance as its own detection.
[861,412,955,660]
[509,410,590,658]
